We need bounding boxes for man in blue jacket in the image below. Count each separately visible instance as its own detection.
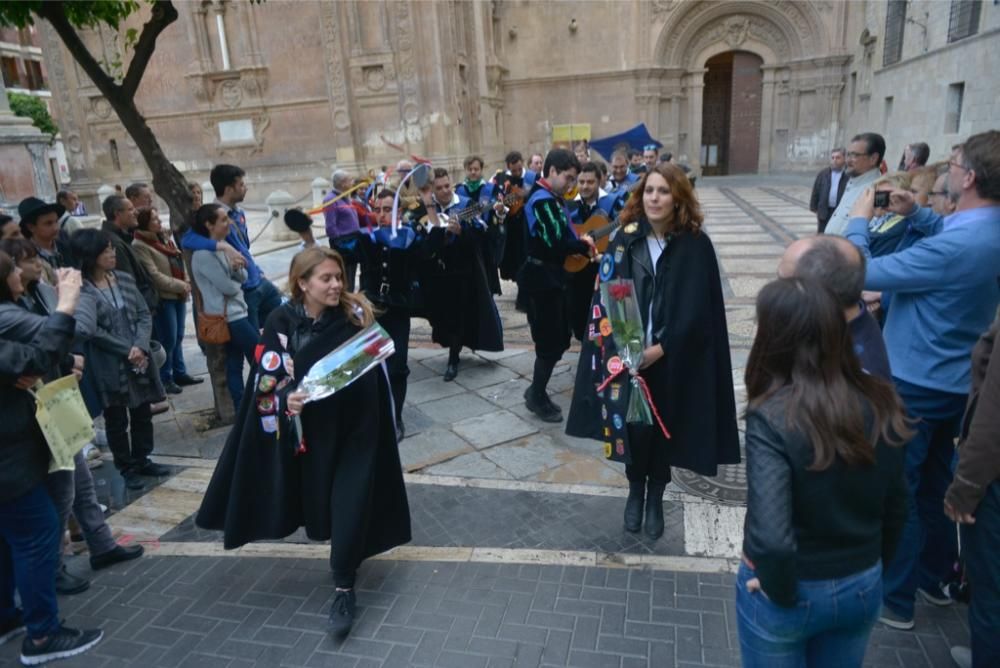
[845,130,1000,631]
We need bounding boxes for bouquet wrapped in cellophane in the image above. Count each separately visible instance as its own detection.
[299,323,395,403]
[291,322,395,453]
[599,279,654,426]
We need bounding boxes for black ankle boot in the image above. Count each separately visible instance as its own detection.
[644,480,667,539]
[624,481,645,533]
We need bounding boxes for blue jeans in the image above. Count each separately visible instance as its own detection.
[736,561,882,667]
[963,480,1000,667]
[883,378,965,619]
[153,297,188,383]
[225,317,259,411]
[244,279,282,331]
[0,484,61,639]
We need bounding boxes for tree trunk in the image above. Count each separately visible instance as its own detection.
[39,0,235,423]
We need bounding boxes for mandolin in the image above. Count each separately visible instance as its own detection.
[564,211,621,273]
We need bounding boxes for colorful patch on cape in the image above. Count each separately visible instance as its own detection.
[615,438,625,456]
[261,351,281,372]
[604,427,611,437]
[614,245,625,263]
[276,376,293,391]
[260,415,278,433]
[604,442,612,458]
[599,318,612,338]
[613,413,623,430]
[623,222,638,235]
[277,333,289,350]
[610,383,622,402]
[282,353,293,376]
[258,375,277,393]
[591,304,602,320]
[599,254,615,282]
[588,323,597,341]
[601,405,608,421]
[257,395,276,415]
[607,356,623,376]
[254,344,265,364]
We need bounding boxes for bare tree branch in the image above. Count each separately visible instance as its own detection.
[121,0,179,99]
[37,1,118,99]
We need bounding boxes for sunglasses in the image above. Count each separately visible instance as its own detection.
[643,144,658,151]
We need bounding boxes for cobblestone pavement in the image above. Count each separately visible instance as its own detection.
[0,179,968,667]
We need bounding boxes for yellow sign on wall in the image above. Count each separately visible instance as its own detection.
[552,124,591,147]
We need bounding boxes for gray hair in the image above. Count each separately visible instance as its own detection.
[330,169,352,190]
[795,237,866,309]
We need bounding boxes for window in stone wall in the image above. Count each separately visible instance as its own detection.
[948,0,982,43]
[883,96,894,128]
[945,83,964,134]
[883,0,906,67]
[1,56,20,88]
[849,72,857,114]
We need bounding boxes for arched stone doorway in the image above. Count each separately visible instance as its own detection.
[700,51,764,176]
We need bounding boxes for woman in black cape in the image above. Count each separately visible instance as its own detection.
[196,247,410,637]
[566,162,740,539]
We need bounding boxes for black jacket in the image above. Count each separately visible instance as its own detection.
[197,302,411,559]
[809,167,848,225]
[566,220,740,475]
[0,312,77,504]
[102,220,159,312]
[743,387,907,607]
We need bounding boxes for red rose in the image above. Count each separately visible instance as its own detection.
[609,283,631,301]
[363,338,389,357]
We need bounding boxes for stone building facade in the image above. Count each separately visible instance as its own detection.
[39,0,1000,202]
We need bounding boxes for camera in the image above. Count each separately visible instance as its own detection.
[874,191,891,209]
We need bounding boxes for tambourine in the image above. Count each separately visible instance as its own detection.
[283,209,314,233]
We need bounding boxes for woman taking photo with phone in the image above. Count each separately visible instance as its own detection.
[737,277,910,667]
[197,247,410,640]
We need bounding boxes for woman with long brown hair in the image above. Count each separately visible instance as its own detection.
[567,162,740,539]
[737,277,909,667]
[197,247,410,639]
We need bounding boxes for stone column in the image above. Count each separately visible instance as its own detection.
[683,69,706,172]
[311,177,331,208]
[758,66,778,174]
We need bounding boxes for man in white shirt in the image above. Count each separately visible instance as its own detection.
[824,133,885,236]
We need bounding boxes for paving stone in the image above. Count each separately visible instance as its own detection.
[422,451,515,479]
[397,428,475,472]
[406,376,467,404]
[451,410,537,449]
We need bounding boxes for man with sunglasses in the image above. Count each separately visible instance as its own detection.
[825,132,885,236]
[642,144,659,171]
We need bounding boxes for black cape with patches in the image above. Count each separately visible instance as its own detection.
[196,302,411,558]
[565,219,741,476]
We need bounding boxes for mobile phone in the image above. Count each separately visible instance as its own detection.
[874,191,890,208]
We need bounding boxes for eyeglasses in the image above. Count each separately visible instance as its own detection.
[846,151,871,159]
[397,168,411,175]
[928,191,948,197]
[948,160,970,171]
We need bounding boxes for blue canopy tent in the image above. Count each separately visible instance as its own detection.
[588,123,662,161]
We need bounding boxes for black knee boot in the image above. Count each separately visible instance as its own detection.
[624,480,645,533]
[644,479,667,539]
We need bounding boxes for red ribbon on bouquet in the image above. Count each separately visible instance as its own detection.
[597,368,672,440]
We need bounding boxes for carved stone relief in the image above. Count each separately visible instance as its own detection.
[320,2,355,135]
[723,17,750,48]
[394,0,423,143]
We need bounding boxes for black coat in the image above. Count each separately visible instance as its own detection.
[809,167,848,226]
[566,220,741,476]
[196,302,411,560]
[420,217,504,352]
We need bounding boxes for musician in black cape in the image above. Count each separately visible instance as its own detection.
[566,163,740,539]
[196,247,410,638]
[420,168,503,381]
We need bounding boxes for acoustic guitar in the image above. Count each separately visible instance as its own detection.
[564,211,621,273]
[501,185,525,217]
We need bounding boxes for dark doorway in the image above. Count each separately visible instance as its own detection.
[700,51,763,175]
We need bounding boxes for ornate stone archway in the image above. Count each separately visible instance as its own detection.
[643,0,841,173]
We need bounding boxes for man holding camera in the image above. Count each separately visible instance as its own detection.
[825,132,885,236]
